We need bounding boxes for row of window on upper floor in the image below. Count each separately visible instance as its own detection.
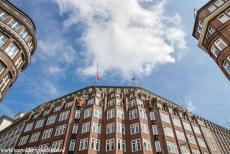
[0,124,24,144]
[0,9,34,51]
[208,0,228,13]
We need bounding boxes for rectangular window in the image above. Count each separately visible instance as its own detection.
[214,0,224,7]
[226,8,230,16]
[69,139,76,151]
[65,102,72,109]
[117,139,126,152]
[29,132,40,143]
[35,119,45,129]
[59,110,70,121]
[18,135,29,146]
[208,5,217,13]
[84,108,92,119]
[117,109,124,119]
[130,123,139,135]
[143,139,152,151]
[211,46,220,57]
[90,138,100,151]
[43,110,49,116]
[82,122,90,134]
[24,122,34,132]
[150,111,155,120]
[129,109,138,120]
[55,124,67,136]
[217,13,229,23]
[141,123,149,134]
[52,140,63,151]
[183,121,192,131]
[106,138,115,151]
[155,141,161,152]
[117,123,125,134]
[176,130,186,141]
[0,61,6,75]
[0,32,9,47]
[0,74,10,92]
[20,29,30,41]
[42,128,53,140]
[0,11,8,21]
[107,109,115,119]
[131,139,141,152]
[46,115,56,125]
[75,110,81,119]
[214,38,227,51]
[139,109,147,120]
[180,146,189,154]
[79,138,88,151]
[5,43,19,59]
[91,122,101,134]
[172,117,182,127]
[106,123,115,134]
[197,138,206,148]
[160,112,171,123]
[93,108,102,119]
[54,106,61,112]
[152,125,158,135]
[72,124,78,134]
[187,135,197,145]
[167,141,179,154]
[163,127,174,137]
[8,19,21,31]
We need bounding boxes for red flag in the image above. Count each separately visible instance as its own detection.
[96,69,100,81]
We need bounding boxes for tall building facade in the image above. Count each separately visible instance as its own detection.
[193,0,230,80]
[0,0,37,101]
[0,86,229,154]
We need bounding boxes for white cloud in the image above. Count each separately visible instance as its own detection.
[55,0,186,79]
[48,66,64,75]
[187,101,195,112]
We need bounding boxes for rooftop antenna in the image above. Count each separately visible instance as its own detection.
[131,72,137,87]
[180,96,188,112]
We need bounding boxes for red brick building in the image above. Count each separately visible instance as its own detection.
[193,0,230,81]
[0,86,229,154]
[0,0,37,101]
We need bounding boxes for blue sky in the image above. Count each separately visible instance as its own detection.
[0,0,230,127]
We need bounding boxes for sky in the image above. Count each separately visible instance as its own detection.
[0,0,230,127]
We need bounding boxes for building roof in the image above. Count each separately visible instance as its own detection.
[0,115,14,124]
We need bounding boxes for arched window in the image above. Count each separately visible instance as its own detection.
[223,55,230,74]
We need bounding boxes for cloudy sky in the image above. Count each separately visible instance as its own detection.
[0,0,230,127]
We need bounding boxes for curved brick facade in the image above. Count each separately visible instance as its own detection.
[0,0,37,101]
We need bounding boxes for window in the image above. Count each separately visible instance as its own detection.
[193,126,201,135]
[167,141,179,154]
[130,123,139,135]
[0,74,10,92]
[90,138,100,151]
[52,140,63,150]
[163,127,174,137]
[197,138,206,148]
[160,112,171,123]
[0,32,8,47]
[0,11,8,21]
[107,109,115,119]
[214,38,227,51]
[82,122,90,134]
[106,138,115,151]
[224,56,230,73]
[217,13,229,23]
[42,128,53,140]
[211,46,220,57]
[69,139,76,151]
[54,106,61,112]
[176,130,186,141]
[29,132,40,143]
[93,109,102,119]
[128,99,136,108]
[75,110,81,119]
[5,43,19,59]
[0,61,5,75]
[155,141,161,152]
[46,115,56,125]
[20,29,30,41]
[139,109,147,120]
[35,119,45,129]
[192,149,200,154]
[8,19,21,31]
[65,102,72,109]
[214,0,224,7]
[129,109,138,120]
[84,108,92,119]
[152,125,158,135]
[208,25,216,34]
[59,110,70,121]
[226,8,230,16]
[108,98,116,107]
[172,117,181,127]
[18,135,29,145]
[39,144,49,153]
[72,124,78,134]
[117,139,126,152]
[150,111,155,120]
[141,123,149,134]
[131,139,141,152]
[55,124,67,136]
[43,110,49,116]
[24,123,34,132]
[117,123,125,134]
[106,123,115,134]
[79,138,88,151]
[117,109,124,119]
[143,139,151,151]
[91,122,101,134]
[208,5,217,13]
